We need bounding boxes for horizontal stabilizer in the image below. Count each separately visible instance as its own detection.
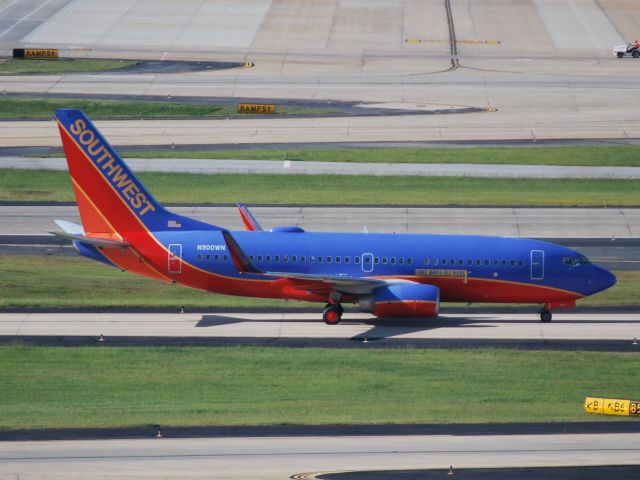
[50,220,129,249]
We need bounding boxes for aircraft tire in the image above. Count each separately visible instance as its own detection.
[540,309,552,323]
[634,51,640,58]
[323,305,342,325]
[617,52,624,58]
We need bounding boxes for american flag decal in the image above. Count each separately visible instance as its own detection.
[168,220,181,228]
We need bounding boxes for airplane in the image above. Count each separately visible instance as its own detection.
[51,109,616,325]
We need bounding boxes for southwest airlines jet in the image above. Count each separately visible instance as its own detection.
[52,109,616,324]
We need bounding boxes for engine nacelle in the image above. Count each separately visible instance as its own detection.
[358,283,440,318]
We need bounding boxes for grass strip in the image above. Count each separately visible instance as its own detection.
[0,255,633,308]
[0,255,301,308]
[0,58,135,75]
[0,97,337,119]
[1,169,638,206]
[120,145,640,167]
[0,345,636,428]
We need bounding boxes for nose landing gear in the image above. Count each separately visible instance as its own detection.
[539,309,552,323]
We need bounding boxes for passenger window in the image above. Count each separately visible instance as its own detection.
[266,255,271,262]
[335,257,341,264]
[407,258,412,265]
[275,255,280,262]
[215,254,220,261]
[327,257,332,263]
[476,259,481,266]
[519,260,525,267]
[206,255,211,261]
[249,256,254,261]
[355,257,360,264]
[442,259,447,265]
[223,255,228,261]
[301,256,306,262]
[292,256,297,262]
[398,258,404,265]
[318,256,323,263]
[510,260,516,267]
[345,257,350,264]
[493,260,498,266]
[283,256,288,262]
[467,259,473,266]
[450,259,455,266]
[364,256,371,264]
[390,258,396,265]
[433,259,438,266]
[424,258,430,265]
[258,255,263,262]
[310,256,315,263]
[458,259,464,266]
[374,257,379,264]
[382,257,388,265]
[197,254,202,261]
[484,260,490,266]
[502,260,507,266]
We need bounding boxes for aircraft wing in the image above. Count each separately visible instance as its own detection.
[221,228,414,295]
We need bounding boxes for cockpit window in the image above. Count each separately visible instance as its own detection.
[563,256,591,266]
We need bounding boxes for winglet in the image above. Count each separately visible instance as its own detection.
[237,203,263,231]
[221,229,262,274]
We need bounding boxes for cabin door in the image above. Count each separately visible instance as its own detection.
[168,243,182,274]
[530,249,544,280]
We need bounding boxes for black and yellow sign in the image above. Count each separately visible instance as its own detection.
[237,104,276,114]
[13,48,59,59]
[584,397,640,416]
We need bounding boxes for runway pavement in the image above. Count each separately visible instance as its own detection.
[2,311,639,345]
[2,205,639,237]
[1,433,639,480]
[3,156,640,179]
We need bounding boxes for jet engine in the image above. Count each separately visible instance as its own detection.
[358,283,440,318]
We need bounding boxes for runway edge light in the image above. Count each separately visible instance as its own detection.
[584,397,640,416]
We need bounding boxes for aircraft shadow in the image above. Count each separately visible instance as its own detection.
[196,314,319,328]
[347,315,493,341]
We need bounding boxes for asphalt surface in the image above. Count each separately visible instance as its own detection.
[319,465,640,480]
[3,156,640,179]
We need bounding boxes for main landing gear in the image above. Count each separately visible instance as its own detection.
[323,293,344,325]
[323,303,344,325]
[539,309,552,323]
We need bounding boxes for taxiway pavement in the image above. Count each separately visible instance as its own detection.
[2,312,639,343]
[1,433,639,480]
[3,156,640,179]
[2,205,638,238]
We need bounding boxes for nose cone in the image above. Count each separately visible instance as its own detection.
[593,265,617,294]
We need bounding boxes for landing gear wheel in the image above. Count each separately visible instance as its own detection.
[540,309,552,323]
[633,50,640,58]
[323,305,342,325]
[617,52,624,58]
